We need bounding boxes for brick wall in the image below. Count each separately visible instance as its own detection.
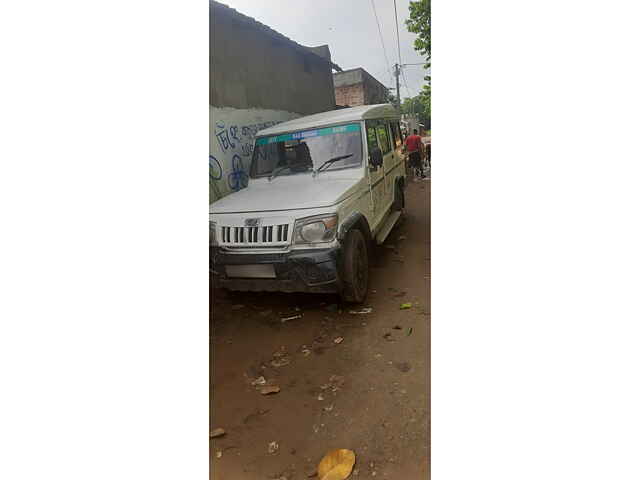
[335,84,365,107]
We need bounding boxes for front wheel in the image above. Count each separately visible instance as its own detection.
[339,229,369,304]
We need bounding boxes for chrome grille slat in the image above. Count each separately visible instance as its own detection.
[217,223,291,247]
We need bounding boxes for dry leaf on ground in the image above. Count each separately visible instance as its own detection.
[260,385,281,395]
[317,449,356,480]
[210,427,225,438]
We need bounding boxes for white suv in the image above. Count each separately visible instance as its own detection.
[210,104,406,303]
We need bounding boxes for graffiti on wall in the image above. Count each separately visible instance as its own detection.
[210,107,300,203]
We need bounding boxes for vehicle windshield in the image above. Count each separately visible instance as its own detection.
[250,123,363,179]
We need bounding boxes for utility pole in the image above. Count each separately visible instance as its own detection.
[394,63,401,111]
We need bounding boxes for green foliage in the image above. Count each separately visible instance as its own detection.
[406,0,431,84]
[401,86,430,127]
[405,0,430,120]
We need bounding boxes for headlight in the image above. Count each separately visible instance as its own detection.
[294,215,338,244]
[210,222,217,246]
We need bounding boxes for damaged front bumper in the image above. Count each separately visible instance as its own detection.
[210,245,342,294]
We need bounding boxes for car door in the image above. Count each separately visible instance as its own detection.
[365,120,384,225]
[375,120,394,214]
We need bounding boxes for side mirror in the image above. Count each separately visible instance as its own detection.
[370,147,383,168]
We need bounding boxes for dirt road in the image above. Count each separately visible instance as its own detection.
[211,178,430,479]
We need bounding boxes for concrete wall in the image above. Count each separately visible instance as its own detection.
[334,68,388,107]
[210,107,300,202]
[210,1,337,203]
[335,83,365,107]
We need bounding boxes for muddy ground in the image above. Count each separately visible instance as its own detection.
[211,178,430,479]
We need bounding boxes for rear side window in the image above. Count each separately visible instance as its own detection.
[376,122,391,154]
[390,122,402,148]
[366,122,378,153]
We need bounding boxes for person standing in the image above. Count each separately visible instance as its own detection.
[403,128,425,178]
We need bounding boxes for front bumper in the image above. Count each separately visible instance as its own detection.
[210,245,342,294]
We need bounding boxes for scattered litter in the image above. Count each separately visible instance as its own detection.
[393,291,407,298]
[398,235,407,241]
[400,302,413,309]
[333,337,344,344]
[329,375,345,390]
[383,333,394,342]
[215,450,223,459]
[270,347,292,367]
[260,385,281,395]
[231,304,245,311]
[317,449,356,480]
[374,353,382,358]
[210,428,226,438]
[318,393,325,401]
[271,357,291,367]
[281,314,303,323]
[251,376,267,386]
[392,325,402,330]
[407,327,413,336]
[301,345,312,356]
[323,404,334,412]
[268,441,279,455]
[349,307,372,314]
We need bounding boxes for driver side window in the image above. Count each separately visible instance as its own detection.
[366,121,379,157]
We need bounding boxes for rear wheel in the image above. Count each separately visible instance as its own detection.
[339,229,369,304]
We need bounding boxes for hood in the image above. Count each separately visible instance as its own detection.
[210,174,362,214]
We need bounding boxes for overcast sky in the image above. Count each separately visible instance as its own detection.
[218,0,427,100]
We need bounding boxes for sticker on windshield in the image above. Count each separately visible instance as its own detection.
[256,123,360,146]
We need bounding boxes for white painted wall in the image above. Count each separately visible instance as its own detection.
[210,107,300,203]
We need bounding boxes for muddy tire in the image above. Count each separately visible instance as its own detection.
[339,228,369,304]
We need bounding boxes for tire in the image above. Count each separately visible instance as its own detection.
[339,228,369,304]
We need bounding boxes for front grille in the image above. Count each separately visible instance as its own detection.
[219,224,291,247]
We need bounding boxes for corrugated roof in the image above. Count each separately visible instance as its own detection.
[211,1,342,72]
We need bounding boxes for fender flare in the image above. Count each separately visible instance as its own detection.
[338,212,373,246]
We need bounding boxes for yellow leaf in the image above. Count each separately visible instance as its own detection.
[318,449,356,480]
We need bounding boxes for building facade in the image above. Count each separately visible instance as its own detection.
[210,1,340,202]
[333,68,389,107]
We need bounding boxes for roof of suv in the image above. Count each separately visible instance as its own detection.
[257,104,398,137]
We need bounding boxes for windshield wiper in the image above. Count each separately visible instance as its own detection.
[313,154,353,177]
[268,165,290,181]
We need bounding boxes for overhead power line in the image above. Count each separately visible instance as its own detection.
[370,0,393,87]
[393,0,402,67]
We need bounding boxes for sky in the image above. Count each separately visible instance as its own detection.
[218,0,427,101]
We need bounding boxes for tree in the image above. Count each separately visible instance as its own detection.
[405,0,431,73]
[405,0,431,123]
[401,91,430,130]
